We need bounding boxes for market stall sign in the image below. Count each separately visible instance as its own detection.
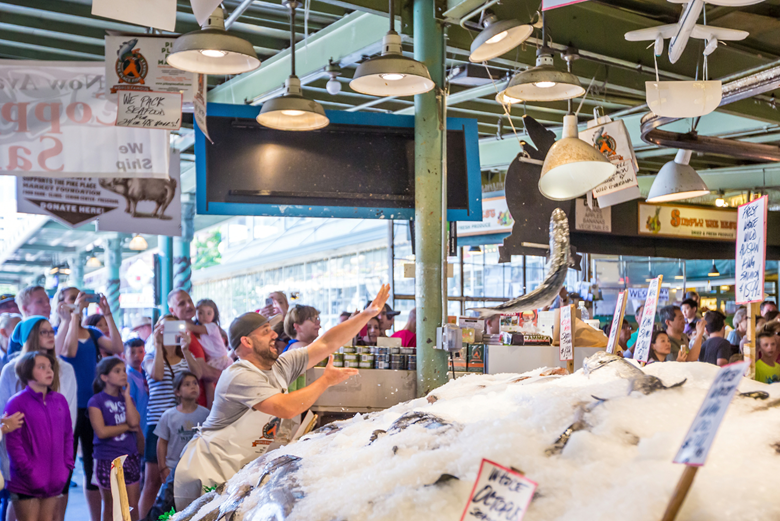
[559,305,573,362]
[460,459,537,521]
[638,203,737,241]
[0,61,169,179]
[606,290,627,355]
[17,152,181,235]
[574,198,611,233]
[116,91,182,130]
[735,196,767,305]
[633,276,663,363]
[194,75,212,143]
[627,287,670,301]
[104,36,196,103]
[674,361,748,466]
[458,197,513,236]
[579,118,638,200]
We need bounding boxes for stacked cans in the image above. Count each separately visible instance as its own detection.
[332,346,417,370]
[372,347,390,369]
[340,346,359,368]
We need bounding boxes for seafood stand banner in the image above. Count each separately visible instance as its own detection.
[638,203,737,241]
[0,61,170,179]
[735,196,767,305]
[16,151,181,235]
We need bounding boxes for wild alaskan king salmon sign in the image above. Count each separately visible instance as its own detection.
[0,60,169,178]
[461,459,537,521]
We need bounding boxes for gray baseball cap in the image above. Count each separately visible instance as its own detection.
[229,312,269,350]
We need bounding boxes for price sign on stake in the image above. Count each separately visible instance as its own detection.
[559,304,573,362]
[661,361,749,521]
[116,91,182,130]
[460,459,537,521]
[633,276,663,363]
[735,196,767,305]
[606,291,627,355]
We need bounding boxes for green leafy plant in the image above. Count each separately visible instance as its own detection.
[159,507,176,521]
[193,229,222,270]
[203,484,217,493]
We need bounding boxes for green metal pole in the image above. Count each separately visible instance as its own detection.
[70,253,85,289]
[105,237,123,328]
[173,201,195,293]
[414,0,448,396]
[159,236,174,315]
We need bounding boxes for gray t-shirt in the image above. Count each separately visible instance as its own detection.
[154,405,210,470]
[201,349,309,432]
[666,332,690,361]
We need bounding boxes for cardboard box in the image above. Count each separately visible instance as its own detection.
[451,348,467,371]
[467,344,485,373]
[462,327,476,344]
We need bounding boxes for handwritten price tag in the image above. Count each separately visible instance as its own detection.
[735,196,767,304]
[116,90,182,130]
[460,460,537,521]
[559,305,573,362]
[633,276,663,363]
[606,291,626,355]
[674,361,748,466]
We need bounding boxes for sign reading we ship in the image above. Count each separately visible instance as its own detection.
[461,459,537,521]
[0,60,169,178]
[735,196,767,305]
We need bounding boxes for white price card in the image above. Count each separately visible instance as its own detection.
[735,196,767,305]
[559,305,573,362]
[674,361,748,466]
[116,91,182,130]
[606,290,627,355]
[194,74,213,143]
[460,459,537,521]
[633,276,663,363]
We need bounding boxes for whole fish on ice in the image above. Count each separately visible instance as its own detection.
[583,351,686,395]
[470,208,570,317]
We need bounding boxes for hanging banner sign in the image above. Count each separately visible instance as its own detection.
[0,60,169,179]
[460,459,537,521]
[638,203,737,241]
[17,152,181,235]
[191,0,224,26]
[574,198,612,233]
[606,290,627,354]
[559,304,573,362]
[735,196,767,305]
[580,118,639,199]
[116,91,183,130]
[542,0,589,10]
[627,287,670,301]
[93,0,177,32]
[458,196,514,236]
[104,36,196,103]
[633,275,663,363]
[674,361,748,466]
[193,74,212,143]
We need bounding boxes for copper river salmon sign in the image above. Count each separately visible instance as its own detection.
[461,460,537,521]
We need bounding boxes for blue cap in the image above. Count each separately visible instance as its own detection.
[11,316,49,347]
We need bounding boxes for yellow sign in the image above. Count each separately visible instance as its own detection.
[638,203,737,241]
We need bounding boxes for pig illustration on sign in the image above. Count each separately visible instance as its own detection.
[99,178,177,220]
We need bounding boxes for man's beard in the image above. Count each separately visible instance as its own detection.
[253,340,279,364]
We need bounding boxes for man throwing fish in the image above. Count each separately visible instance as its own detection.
[173,285,391,509]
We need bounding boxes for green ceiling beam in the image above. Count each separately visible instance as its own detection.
[209,11,393,104]
[0,22,104,47]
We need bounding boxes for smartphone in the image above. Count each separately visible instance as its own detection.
[163,321,187,345]
[85,293,101,304]
[265,297,274,307]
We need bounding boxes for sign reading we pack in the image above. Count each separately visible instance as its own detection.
[116,91,182,130]
[460,460,537,521]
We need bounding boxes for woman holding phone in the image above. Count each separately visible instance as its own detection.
[55,287,124,521]
[139,315,203,519]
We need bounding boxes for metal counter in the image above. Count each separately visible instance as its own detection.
[485,345,603,374]
[306,367,417,414]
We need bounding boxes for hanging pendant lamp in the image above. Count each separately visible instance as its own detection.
[469,12,533,63]
[708,261,720,277]
[538,114,616,201]
[501,46,585,102]
[349,0,434,97]
[646,150,710,203]
[257,1,329,131]
[167,8,260,75]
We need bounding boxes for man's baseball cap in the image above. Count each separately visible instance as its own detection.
[364,302,401,317]
[0,294,15,307]
[130,316,152,330]
[229,312,269,350]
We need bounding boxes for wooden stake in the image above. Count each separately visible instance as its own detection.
[744,302,757,380]
[661,465,699,521]
[111,456,131,521]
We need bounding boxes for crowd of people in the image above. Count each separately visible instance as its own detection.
[0,285,409,521]
[614,291,780,383]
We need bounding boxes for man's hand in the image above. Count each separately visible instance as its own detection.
[676,346,688,362]
[160,467,170,482]
[363,284,391,319]
[321,355,358,386]
[695,319,706,339]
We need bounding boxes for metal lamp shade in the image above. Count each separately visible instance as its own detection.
[469,19,533,63]
[504,55,585,102]
[646,150,710,203]
[350,31,434,97]
[257,76,329,131]
[538,115,616,200]
[167,29,260,75]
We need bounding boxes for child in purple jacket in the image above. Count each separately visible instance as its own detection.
[5,351,74,521]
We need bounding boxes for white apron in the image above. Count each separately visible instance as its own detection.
[173,362,297,510]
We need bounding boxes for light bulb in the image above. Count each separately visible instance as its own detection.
[326,78,341,95]
[281,110,305,117]
[715,198,726,207]
[485,31,508,44]
[533,81,557,88]
[200,49,227,58]
[380,73,406,81]
[499,93,522,104]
